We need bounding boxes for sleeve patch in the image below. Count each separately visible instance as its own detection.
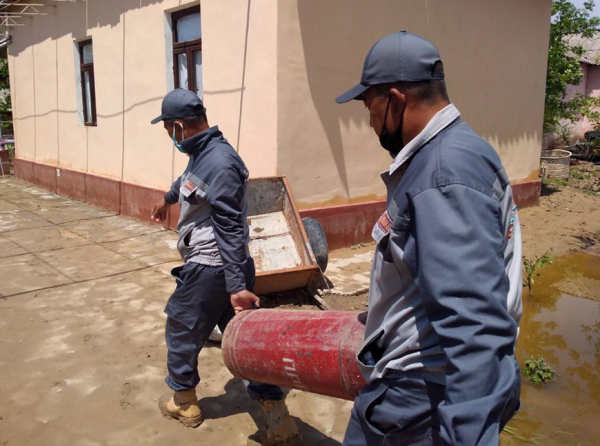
[181,180,198,198]
[372,210,392,244]
[377,210,393,234]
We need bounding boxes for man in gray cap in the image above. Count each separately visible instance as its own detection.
[337,31,522,445]
[150,89,302,446]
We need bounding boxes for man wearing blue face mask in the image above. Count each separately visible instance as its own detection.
[336,32,523,445]
[150,89,301,446]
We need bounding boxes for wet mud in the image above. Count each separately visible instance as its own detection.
[502,250,600,445]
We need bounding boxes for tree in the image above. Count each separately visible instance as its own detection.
[0,57,12,135]
[544,0,600,134]
[0,57,8,90]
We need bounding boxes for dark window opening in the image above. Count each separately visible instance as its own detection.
[79,40,97,126]
[172,6,202,96]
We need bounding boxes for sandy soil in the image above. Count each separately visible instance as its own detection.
[519,181,600,257]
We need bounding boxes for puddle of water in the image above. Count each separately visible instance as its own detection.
[502,251,600,445]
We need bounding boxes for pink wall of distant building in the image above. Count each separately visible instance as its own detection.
[566,62,600,139]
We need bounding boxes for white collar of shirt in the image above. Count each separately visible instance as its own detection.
[389,103,461,175]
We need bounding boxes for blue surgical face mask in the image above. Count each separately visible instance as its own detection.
[172,123,186,154]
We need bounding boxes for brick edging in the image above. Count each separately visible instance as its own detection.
[13,158,177,230]
[13,158,541,249]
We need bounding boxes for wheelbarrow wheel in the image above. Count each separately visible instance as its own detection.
[301,217,328,273]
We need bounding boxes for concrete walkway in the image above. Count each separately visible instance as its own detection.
[0,178,351,446]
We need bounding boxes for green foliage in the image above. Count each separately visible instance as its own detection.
[542,177,569,187]
[0,58,13,135]
[569,168,592,180]
[523,251,554,298]
[0,58,8,90]
[524,356,558,384]
[545,1,600,134]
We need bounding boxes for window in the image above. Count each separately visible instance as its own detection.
[172,6,202,96]
[79,40,97,126]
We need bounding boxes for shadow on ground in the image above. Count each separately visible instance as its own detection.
[200,379,342,446]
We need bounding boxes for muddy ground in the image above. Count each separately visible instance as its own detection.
[0,174,599,446]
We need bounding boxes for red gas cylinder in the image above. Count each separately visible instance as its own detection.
[222,309,367,401]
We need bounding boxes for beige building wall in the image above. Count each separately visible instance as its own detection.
[8,0,551,210]
[9,29,36,162]
[9,0,280,188]
[9,0,202,190]
[277,0,552,208]
[201,0,278,178]
[32,18,59,167]
[121,0,179,187]
[55,1,88,172]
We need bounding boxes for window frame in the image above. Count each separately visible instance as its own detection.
[78,40,97,126]
[172,6,202,93]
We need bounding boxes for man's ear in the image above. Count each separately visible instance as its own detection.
[389,88,406,118]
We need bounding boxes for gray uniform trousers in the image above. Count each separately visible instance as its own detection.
[164,261,283,401]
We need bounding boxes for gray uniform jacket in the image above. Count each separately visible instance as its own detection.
[361,104,523,445]
[164,126,251,293]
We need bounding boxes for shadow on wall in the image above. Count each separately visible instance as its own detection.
[295,1,381,198]
[8,0,173,131]
[294,0,551,186]
[8,0,167,57]
[13,96,164,122]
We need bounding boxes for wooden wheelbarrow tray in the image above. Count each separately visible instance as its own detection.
[247,176,319,295]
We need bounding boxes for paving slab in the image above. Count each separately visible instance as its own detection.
[37,244,144,282]
[0,178,351,446]
[0,209,51,233]
[3,225,91,253]
[0,199,21,212]
[0,264,349,446]
[101,231,181,266]
[60,215,163,243]
[0,254,72,296]
[0,234,28,259]
[1,187,69,208]
[27,202,115,224]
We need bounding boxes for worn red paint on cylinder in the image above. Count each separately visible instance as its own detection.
[222,309,367,401]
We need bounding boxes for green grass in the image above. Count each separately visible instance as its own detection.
[542,177,569,188]
[569,169,592,181]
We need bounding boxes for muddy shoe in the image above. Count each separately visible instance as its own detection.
[158,389,203,428]
[247,399,303,446]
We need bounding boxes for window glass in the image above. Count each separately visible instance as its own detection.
[83,43,93,64]
[176,13,201,43]
[83,71,93,122]
[178,53,188,89]
[194,51,202,97]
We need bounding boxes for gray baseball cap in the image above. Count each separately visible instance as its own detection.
[151,88,206,124]
[336,31,444,104]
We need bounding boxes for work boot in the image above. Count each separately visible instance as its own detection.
[158,389,203,428]
[248,398,303,446]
